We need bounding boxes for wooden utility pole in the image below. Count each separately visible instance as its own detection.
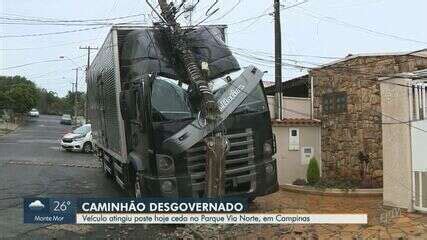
[80,46,97,121]
[157,0,227,197]
[274,0,283,120]
[79,46,98,71]
[204,134,228,197]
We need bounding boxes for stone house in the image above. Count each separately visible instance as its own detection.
[310,49,427,186]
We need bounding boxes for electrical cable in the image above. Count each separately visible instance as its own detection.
[0,54,86,70]
[0,37,102,51]
[225,77,427,134]
[0,12,149,23]
[294,6,427,45]
[0,26,108,38]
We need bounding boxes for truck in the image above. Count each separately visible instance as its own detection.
[87,25,278,199]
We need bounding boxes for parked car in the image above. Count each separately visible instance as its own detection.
[60,114,72,125]
[60,124,93,153]
[28,108,39,118]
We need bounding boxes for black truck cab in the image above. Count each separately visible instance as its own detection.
[121,72,278,198]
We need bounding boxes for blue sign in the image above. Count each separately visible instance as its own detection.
[24,197,247,224]
[24,198,76,224]
[77,198,248,213]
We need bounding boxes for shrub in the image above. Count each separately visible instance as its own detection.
[314,178,358,190]
[306,158,320,185]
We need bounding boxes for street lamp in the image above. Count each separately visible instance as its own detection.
[59,56,81,69]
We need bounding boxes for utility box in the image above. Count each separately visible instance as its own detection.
[301,147,314,165]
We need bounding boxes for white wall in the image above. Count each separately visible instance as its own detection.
[381,77,413,209]
[267,96,312,119]
[273,124,321,185]
[412,120,427,172]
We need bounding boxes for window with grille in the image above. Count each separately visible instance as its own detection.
[322,92,347,114]
[322,95,334,113]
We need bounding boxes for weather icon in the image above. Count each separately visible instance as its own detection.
[28,200,45,210]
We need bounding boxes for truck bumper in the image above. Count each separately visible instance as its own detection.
[141,158,278,198]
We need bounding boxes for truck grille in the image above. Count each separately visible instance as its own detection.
[185,128,256,196]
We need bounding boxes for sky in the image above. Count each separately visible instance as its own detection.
[1,0,427,97]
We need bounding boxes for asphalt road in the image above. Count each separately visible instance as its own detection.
[0,115,173,239]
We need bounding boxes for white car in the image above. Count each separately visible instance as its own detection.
[60,124,93,153]
[28,108,39,117]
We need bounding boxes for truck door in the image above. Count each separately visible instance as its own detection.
[124,75,155,174]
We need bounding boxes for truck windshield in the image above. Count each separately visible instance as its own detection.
[151,77,267,122]
[151,78,194,122]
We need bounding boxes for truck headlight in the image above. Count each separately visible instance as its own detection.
[263,142,273,157]
[161,180,174,193]
[158,156,173,171]
[265,163,275,175]
[156,155,175,176]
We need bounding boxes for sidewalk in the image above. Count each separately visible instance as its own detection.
[0,122,19,136]
[177,190,427,239]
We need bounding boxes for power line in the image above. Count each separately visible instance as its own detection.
[0,38,102,51]
[230,47,427,92]
[0,21,145,27]
[227,13,271,26]
[228,5,273,35]
[228,45,342,59]
[227,77,427,134]
[0,54,86,70]
[0,26,107,38]
[205,0,243,23]
[0,12,149,23]
[295,6,427,45]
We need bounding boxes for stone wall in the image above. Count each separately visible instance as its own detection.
[311,55,427,186]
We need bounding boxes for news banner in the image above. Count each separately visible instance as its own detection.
[24,198,367,225]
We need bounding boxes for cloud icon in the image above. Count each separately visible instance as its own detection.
[29,200,45,210]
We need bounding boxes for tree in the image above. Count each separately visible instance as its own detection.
[37,89,66,115]
[63,91,86,116]
[0,76,39,114]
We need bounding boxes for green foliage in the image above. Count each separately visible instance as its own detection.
[0,75,86,116]
[37,89,66,115]
[314,178,358,190]
[306,157,320,185]
[0,76,39,113]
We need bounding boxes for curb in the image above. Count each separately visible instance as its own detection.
[7,161,102,169]
[281,184,383,197]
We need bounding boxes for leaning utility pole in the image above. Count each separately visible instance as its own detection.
[274,0,283,120]
[73,68,79,123]
[157,0,228,197]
